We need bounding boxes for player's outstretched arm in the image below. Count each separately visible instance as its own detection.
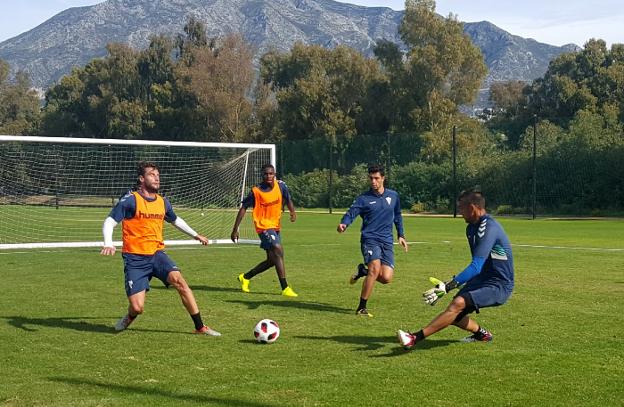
[172,216,203,242]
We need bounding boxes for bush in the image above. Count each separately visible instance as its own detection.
[283,169,330,208]
[283,165,369,208]
[493,204,527,215]
[410,202,426,213]
[391,161,452,211]
[331,164,368,207]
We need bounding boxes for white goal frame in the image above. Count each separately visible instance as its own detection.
[0,135,276,250]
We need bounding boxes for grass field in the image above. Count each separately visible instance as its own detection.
[1,213,623,406]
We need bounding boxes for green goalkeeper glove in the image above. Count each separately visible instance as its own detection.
[423,277,447,306]
[423,277,460,306]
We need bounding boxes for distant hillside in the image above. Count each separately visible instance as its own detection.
[464,20,580,85]
[0,0,580,98]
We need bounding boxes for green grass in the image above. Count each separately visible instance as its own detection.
[0,205,257,244]
[1,214,623,406]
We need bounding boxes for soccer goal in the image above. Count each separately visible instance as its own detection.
[0,135,275,250]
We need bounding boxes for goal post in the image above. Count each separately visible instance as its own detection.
[0,135,276,250]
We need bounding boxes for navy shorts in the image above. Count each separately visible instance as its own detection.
[361,239,395,269]
[122,251,179,297]
[259,229,281,250]
[456,283,512,314]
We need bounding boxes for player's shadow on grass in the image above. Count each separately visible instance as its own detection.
[50,376,270,407]
[2,315,213,336]
[297,334,456,355]
[370,339,457,358]
[225,299,352,314]
[2,315,116,334]
[296,334,396,351]
[152,285,243,294]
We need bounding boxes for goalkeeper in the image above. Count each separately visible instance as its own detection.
[397,188,514,349]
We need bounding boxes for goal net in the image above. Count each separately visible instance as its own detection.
[0,136,275,249]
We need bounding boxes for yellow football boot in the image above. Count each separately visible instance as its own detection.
[281,286,298,297]
[238,273,250,293]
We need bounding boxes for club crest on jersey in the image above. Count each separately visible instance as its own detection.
[385,197,392,205]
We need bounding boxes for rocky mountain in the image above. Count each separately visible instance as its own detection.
[464,21,580,85]
[0,0,579,94]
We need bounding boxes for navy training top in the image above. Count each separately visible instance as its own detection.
[340,188,405,244]
[456,214,514,291]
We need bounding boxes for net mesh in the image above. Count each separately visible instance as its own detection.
[0,137,274,248]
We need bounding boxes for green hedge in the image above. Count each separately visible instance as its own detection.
[283,142,624,215]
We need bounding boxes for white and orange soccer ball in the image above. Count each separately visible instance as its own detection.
[253,319,280,344]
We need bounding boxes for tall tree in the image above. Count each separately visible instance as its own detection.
[0,59,41,135]
[528,39,624,126]
[176,34,255,142]
[260,43,383,142]
[176,16,210,65]
[41,18,260,142]
[487,80,532,148]
[397,0,487,132]
[43,43,145,138]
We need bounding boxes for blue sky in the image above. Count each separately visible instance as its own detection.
[0,0,621,47]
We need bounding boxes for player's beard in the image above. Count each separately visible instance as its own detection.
[144,182,159,194]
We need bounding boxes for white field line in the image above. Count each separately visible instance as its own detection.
[1,241,622,255]
[401,241,624,252]
[513,243,624,252]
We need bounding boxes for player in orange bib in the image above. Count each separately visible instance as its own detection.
[100,161,220,336]
[230,164,298,297]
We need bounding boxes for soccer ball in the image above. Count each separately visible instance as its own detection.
[253,319,280,344]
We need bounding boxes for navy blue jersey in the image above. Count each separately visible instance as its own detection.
[241,180,291,209]
[456,214,514,290]
[108,190,177,223]
[340,188,405,244]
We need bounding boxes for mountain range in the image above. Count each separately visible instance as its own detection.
[0,0,581,96]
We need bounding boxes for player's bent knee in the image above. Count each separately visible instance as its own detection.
[368,266,381,276]
[167,272,188,289]
[447,296,466,313]
[377,274,393,284]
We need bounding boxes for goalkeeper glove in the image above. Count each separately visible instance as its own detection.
[422,277,458,306]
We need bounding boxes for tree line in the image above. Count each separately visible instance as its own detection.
[1,0,623,214]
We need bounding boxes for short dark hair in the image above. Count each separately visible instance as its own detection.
[458,187,485,209]
[261,163,275,174]
[136,162,159,189]
[368,164,385,176]
[137,161,159,178]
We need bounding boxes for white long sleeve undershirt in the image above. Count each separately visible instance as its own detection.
[102,216,118,247]
[172,216,198,238]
